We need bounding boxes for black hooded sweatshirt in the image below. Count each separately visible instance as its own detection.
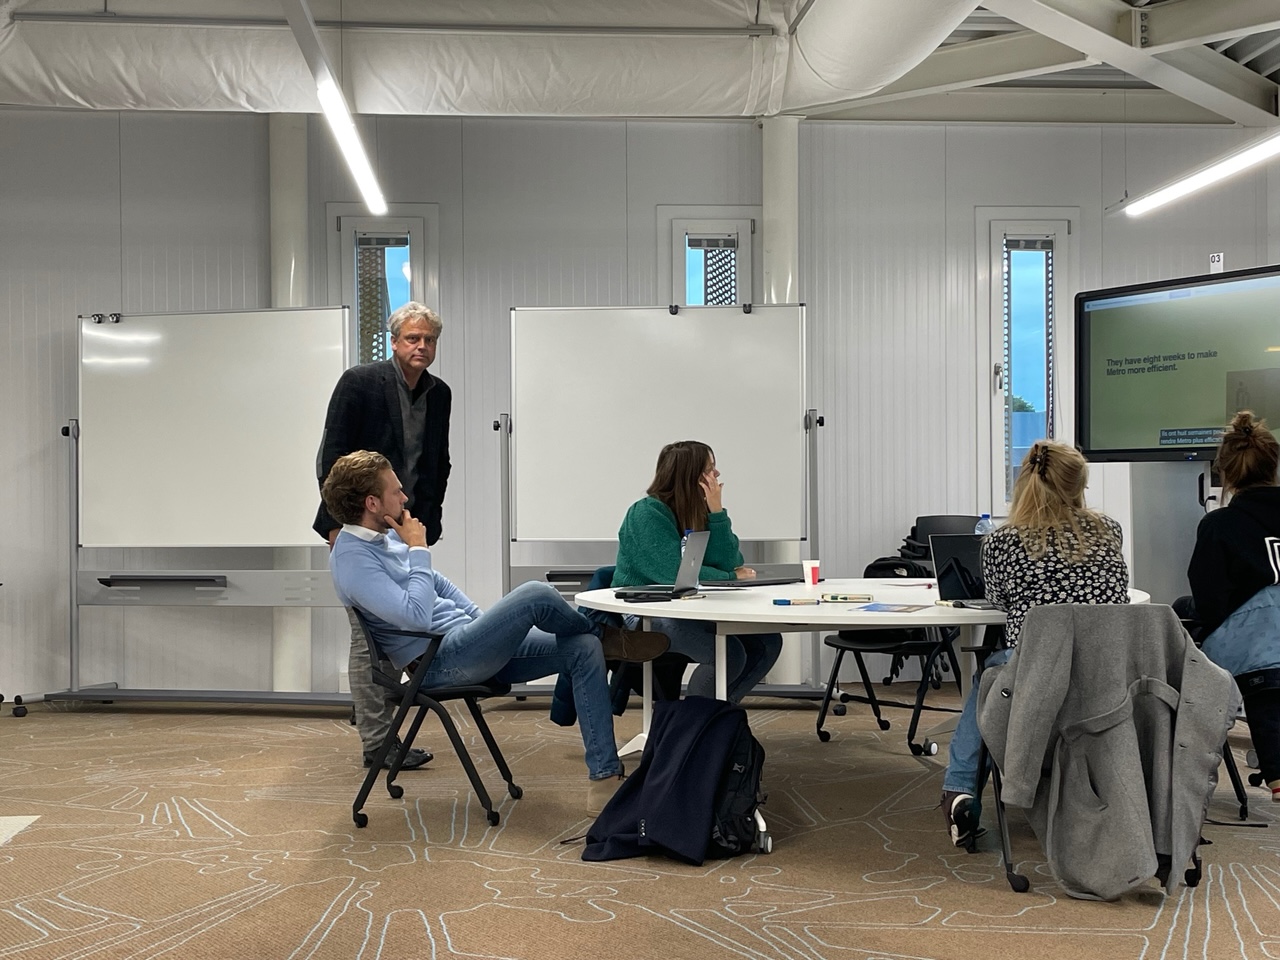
[1188,485,1280,635]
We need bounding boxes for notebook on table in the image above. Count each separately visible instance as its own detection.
[613,530,710,601]
[929,533,999,610]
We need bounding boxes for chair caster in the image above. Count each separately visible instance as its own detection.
[838,692,851,703]
[487,810,500,826]
[909,739,937,756]
[12,696,27,718]
[817,728,831,742]
[877,718,891,731]
[755,832,773,854]
[353,812,368,828]
[509,784,523,800]
[832,703,847,716]
[1007,871,1030,893]
[1249,771,1265,787]
[388,784,404,799]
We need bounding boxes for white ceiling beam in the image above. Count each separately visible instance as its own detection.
[807,31,1093,112]
[1126,0,1280,55]
[813,87,1228,125]
[982,0,1280,126]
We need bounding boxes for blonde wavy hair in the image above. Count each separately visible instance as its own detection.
[1004,439,1118,562]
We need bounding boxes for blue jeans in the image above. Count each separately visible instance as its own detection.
[632,616,783,703]
[942,645,1013,821]
[425,581,621,780]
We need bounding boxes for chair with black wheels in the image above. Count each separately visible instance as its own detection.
[977,603,1238,899]
[815,556,963,756]
[900,514,983,572]
[350,607,522,829]
[1172,595,1255,821]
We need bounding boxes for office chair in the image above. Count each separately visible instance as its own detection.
[1171,595,1253,820]
[976,603,1238,898]
[815,556,963,756]
[900,514,983,572]
[350,607,521,829]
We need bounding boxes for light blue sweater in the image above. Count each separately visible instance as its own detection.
[330,526,479,669]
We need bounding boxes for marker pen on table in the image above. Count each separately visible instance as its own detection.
[773,598,820,606]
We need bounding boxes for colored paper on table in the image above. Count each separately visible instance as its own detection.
[858,602,929,613]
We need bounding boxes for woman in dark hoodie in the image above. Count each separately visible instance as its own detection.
[1188,410,1280,799]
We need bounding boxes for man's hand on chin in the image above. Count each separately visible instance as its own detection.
[385,511,428,548]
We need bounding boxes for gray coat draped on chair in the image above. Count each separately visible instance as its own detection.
[977,603,1237,901]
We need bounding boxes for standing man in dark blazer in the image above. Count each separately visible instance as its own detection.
[315,301,451,769]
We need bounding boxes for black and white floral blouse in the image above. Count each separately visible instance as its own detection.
[981,514,1130,646]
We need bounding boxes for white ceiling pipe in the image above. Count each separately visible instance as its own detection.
[0,0,980,117]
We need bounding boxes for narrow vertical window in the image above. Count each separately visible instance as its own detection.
[354,232,411,363]
[1001,236,1055,501]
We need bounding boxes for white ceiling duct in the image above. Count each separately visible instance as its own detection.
[0,0,978,117]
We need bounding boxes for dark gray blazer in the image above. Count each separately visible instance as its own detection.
[313,360,451,545]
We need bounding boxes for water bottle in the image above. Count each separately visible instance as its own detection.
[974,513,995,536]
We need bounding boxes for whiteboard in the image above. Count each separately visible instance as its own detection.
[511,305,806,541]
[78,308,348,547]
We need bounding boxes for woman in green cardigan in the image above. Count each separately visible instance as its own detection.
[612,440,783,702]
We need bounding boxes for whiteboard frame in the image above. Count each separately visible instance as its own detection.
[77,306,350,548]
[508,304,808,543]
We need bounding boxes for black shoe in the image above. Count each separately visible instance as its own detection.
[941,790,986,849]
[364,741,434,770]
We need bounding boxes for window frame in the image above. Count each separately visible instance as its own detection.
[975,208,1080,514]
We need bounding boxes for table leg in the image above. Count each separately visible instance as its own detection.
[716,631,728,701]
[618,628,655,758]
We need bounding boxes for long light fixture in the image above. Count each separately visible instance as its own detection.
[1124,127,1280,218]
[280,0,386,215]
[314,74,387,214]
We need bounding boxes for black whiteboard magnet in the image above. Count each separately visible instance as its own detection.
[668,304,679,315]
[742,303,752,314]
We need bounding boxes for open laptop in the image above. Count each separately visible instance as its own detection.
[613,529,710,601]
[929,533,998,609]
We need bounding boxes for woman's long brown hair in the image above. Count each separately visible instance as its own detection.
[647,440,715,534]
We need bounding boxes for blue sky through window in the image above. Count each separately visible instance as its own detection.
[1009,249,1048,411]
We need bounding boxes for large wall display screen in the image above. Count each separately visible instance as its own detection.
[1076,265,1280,461]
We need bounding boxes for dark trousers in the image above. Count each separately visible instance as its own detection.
[1239,676,1280,785]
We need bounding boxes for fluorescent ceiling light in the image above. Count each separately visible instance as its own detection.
[1124,129,1280,218]
[280,0,386,216]
[315,75,387,215]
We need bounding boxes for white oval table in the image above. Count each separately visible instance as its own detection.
[578,578,1150,755]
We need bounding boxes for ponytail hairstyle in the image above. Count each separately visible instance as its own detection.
[1005,439,1118,562]
[1216,410,1280,494]
[647,440,715,534]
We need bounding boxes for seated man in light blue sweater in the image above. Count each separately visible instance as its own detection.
[323,450,668,815]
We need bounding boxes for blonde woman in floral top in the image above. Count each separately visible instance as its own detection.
[941,439,1129,848]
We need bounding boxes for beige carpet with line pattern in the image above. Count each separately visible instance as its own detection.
[0,689,1277,960]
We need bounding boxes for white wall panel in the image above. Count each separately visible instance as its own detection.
[0,111,122,699]
[801,123,949,580]
[624,121,762,304]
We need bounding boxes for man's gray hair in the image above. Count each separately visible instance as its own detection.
[389,302,443,337]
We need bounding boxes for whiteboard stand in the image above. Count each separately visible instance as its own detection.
[49,306,354,707]
[51,418,352,706]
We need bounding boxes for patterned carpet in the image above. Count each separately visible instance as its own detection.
[0,691,1276,960]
